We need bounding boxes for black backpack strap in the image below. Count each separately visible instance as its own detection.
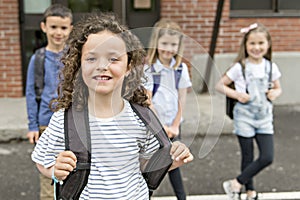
[56,105,91,200]
[238,61,248,93]
[151,65,161,97]
[151,64,183,97]
[130,102,172,191]
[267,60,273,89]
[34,47,46,105]
[174,64,183,90]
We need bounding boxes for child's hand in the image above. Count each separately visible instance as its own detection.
[236,92,250,103]
[27,131,40,144]
[267,89,281,101]
[169,141,193,171]
[54,151,77,181]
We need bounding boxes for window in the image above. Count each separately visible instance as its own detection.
[68,0,112,13]
[230,0,300,17]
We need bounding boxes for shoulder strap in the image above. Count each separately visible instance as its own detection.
[151,64,183,97]
[55,105,91,199]
[268,60,273,89]
[238,61,248,93]
[130,102,172,191]
[174,64,183,90]
[151,65,161,97]
[34,47,46,104]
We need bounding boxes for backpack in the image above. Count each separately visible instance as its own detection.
[54,102,173,200]
[33,47,46,106]
[225,60,273,119]
[151,64,183,97]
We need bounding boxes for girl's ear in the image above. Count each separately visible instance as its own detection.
[40,22,46,33]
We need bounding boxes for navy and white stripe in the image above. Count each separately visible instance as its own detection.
[32,100,160,199]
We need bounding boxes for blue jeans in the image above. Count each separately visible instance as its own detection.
[236,134,274,191]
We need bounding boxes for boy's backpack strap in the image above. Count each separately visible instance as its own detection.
[130,102,173,191]
[34,47,46,105]
[55,105,91,200]
[151,64,183,97]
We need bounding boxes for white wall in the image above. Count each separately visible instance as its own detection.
[191,52,300,105]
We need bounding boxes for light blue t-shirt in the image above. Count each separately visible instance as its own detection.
[144,58,192,125]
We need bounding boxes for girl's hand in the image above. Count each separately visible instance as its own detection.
[54,151,77,181]
[169,141,193,170]
[267,89,281,101]
[236,92,250,103]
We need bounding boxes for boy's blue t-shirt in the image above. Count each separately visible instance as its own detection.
[25,49,64,131]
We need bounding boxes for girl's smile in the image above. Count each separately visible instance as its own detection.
[81,31,129,96]
[157,33,180,66]
[246,32,269,64]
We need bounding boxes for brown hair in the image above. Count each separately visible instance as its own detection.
[51,12,148,111]
[235,22,272,65]
[42,4,73,24]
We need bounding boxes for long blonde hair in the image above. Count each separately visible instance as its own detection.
[147,19,184,69]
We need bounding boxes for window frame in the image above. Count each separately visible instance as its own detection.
[230,0,300,18]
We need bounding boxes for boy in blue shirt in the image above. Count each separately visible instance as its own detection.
[25,4,72,199]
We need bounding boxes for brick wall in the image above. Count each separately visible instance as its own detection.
[161,0,300,55]
[0,0,22,97]
[1,0,300,97]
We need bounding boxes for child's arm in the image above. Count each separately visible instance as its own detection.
[267,79,282,101]
[36,151,77,181]
[168,88,187,138]
[169,141,193,171]
[215,74,250,103]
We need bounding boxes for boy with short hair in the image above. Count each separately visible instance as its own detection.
[25,4,73,199]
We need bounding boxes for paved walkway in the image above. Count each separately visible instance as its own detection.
[1,94,300,199]
[153,191,300,200]
[0,93,234,141]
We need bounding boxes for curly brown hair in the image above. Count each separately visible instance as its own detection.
[50,12,148,112]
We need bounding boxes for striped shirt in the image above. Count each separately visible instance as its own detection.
[32,100,160,199]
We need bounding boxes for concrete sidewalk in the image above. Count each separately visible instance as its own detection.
[1,94,300,199]
[0,92,234,141]
[153,192,300,200]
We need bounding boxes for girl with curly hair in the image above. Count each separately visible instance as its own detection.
[31,12,193,200]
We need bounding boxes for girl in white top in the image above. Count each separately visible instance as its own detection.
[31,13,193,200]
[216,23,282,200]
